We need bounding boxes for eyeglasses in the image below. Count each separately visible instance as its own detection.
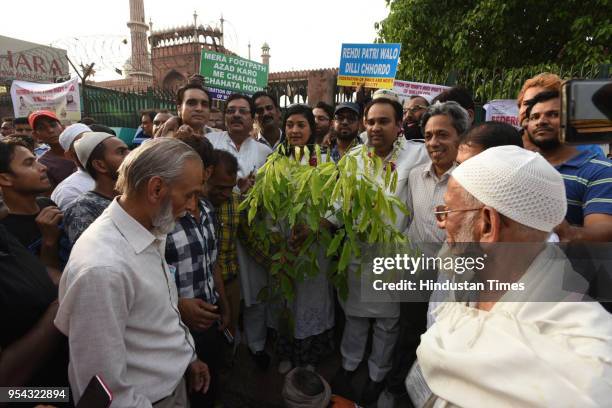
[403,105,427,113]
[334,114,358,123]
[433,205,482,222]
[226,107,251,115]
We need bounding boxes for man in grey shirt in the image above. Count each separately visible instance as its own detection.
[55,138,210,407]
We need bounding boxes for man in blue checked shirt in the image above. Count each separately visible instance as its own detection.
[165,130,229,408]
[525,90,612,242]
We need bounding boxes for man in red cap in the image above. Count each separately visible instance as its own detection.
[29,111,75,190]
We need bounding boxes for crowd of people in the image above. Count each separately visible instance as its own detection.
[1,72,611,408]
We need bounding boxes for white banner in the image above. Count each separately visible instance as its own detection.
[10,77,81,123]
[483,99,520,128]
[393,80,450,104]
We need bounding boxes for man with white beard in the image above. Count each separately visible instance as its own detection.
[414,145,612,407]
[55,138,210,407]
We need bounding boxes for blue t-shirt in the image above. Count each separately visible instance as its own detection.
[555,150,612,225]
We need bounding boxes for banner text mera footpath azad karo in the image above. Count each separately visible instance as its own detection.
[337,43,401,89]
[200,50,268,96]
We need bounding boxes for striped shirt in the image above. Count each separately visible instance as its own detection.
[406,161,456,248]
[555,150,612,226]
[165,199,218,304]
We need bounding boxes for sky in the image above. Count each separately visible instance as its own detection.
[3,0,390,81]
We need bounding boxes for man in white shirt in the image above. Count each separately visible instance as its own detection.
[206,94,272,193]
[206,93,274,368]
[50,124,95,210]
[55,138,210,407]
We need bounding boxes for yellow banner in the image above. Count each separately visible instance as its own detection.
[337,75,394,89]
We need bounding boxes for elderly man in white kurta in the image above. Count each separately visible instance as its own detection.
[415,145,612,407]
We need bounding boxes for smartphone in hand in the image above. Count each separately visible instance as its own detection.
[76,375,112,408]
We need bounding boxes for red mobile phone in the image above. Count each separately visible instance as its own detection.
[76,374,113,408]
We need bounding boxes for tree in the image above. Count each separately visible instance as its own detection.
[376,0,612,79]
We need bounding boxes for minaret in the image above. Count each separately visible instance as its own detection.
[127,0,152,85]
[261,42,270,66]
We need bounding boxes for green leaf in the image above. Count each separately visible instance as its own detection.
[338,241,352,272]
[248,204,257,225]
[326,230,345,256]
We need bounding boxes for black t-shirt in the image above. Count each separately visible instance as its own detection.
[0,224,70,405]
[0,197,56,255]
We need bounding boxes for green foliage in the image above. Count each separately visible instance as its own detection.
[240,145,408,303]
[376,0,611,82]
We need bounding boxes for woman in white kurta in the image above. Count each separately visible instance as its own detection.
[275,104,335,373]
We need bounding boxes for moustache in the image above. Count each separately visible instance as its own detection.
[230,118,243,124]
[535,125,554,133]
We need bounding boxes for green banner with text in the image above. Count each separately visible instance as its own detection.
[200,50,269,95]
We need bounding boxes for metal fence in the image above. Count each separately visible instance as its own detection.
[82,85,176,128]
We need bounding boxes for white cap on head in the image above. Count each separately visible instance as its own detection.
[74,132,114,170]
[372,89,399,102]
[59,123,91,151]
[452,145,567,232]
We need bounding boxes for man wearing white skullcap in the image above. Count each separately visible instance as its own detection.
[64,132,129,245]
[413,145,612,407]
[51,124,94,210]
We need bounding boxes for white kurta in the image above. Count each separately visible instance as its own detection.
[416,245,612,408]
[342,139,429,318]
[206,131,272,307]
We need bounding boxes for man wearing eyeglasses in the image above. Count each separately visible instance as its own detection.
[206,94,273,370]
[415,145,612,407]
[252,91,283,150]
[1,118,14,138]
[525,90,612,242]
[329,102,362,163]
[402,95,429,140]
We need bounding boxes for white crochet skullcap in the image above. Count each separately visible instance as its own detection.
[452,145,567,232]
[59,123,91,151]
[74,132,114,169]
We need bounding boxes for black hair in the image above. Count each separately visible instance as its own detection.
[462,121,523,149]
[0,140,29,173]
[211,149,239,176]
[282,104,317,155]
[140,109,157,121]
[89,124,116,136]
[85,140,107,181]
[432,86,475,112]
[364,98,403,122]
[252,91,279,110]
[290,368,325,397]
[79,117,96,125]
[174,132,215,167]
[314,101,334,120]
[13,117,29,126]
[224,93,256,118]
[524,90,560,119]
[408,95,430,106]
[176,74,212,106]
[4,135,35,152]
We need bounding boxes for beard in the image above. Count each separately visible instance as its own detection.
[527,129,561,151]
[152,196,177,235]
[403,123,423,140]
